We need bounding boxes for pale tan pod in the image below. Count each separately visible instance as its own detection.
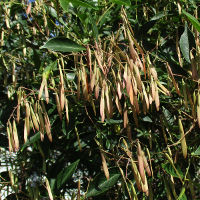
[115,93,122,115]
[123,102,128,128]
[151,78,155,101]
[100,87,105,122]
[1,28,4,47]
[7,125,13,152]
[150,67,158,81]
[141,172,149,196]
[178,118,187,159]
[86,45,92,80]
[65,98,69,125]
[166,63,181,96]
[38,77,45,100]
[44,113,52,142]
[141,150,151,176]
[133,63,142,92]
[24,117,28,143]
[38,107,45,141]
[156,81,171,96]
[55,92,62,120]
[137,141,145,184]
[132,75,138,96]
[142,83,149,111]
[13,119,19,151]
[154,82,160,111]
[60,84,65,111]
[95,83,100,100]
[105,83,111,115]
[197,91,200,128]
[45,178,53,200]
[44,79,49,104]
[30,105,39,131]
[100,151,110,180]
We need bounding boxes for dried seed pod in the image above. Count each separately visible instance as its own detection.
[38,106,45,141]
[197,91,200,128]
[178,117,187,159]
[141,150,151,176]
[100,87,105,122]
[65,98,69,125]
[13,119,19,151]
[38,78,45,100]
[137,141,145,184]
[150,67,158,81]
[154,82,160,111]
[55,92,62,120]
[123,101,128,128]
[30,105,39,131]
[100,151,109,180]
[7,124,13,152]
[44,79,49,104]
[45,178,53,200]
[44,113,52,142]
[60,84,65,111]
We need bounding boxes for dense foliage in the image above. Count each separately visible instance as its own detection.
[0,0,200,199]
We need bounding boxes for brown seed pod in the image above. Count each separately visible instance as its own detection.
[137,141,145,184]
[100,151,110,180]
[141,150,151,176]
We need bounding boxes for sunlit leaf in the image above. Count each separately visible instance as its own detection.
[180,24,190,63]
[41,37,86,52]
[191,146,200,156]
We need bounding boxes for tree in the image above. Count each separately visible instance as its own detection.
[0,0,200,199]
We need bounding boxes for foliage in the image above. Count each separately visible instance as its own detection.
[0,0,200,199]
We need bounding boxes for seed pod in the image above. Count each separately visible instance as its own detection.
[45,178,53,200]
[137,141,145,184]
[100,151,109,180]
[24,117,29,143]
[13,119,19,151]
[65,98,69,125]
[44,79,49,104]
[141,150,151,176]
[30,105,39,131]
[100,87,105,122]
[178,117,187,159]
[60,84,65,111]
[7,124,13,152]
[123,101,128,128]
[154,82,160,111]
[38,106,45,141]
[38,78,45,100]
[197,91,200,128]
[44,113,52,142]
[55,92,62,120]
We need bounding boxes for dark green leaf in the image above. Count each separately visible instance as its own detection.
[56,159,80,189]
[41,37,86,52]
[161,163,184,179]
[182,10,200,33]
[180,24,190,63]
[86,168,121,197]
[110,0,131,6]
[20,132,40,152]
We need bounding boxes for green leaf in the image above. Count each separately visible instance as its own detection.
[20,132,40,152]
[59,0,69,12]
[178,187,187,200]
[180,24,190,63]
[150,12,168,21]
[56,159,80,189]
[86,168,121,197]
[43,61,57,79]
[59,0,98,11]
[191,145,200,155]
[110,0,131,6]
[182,10,200,33]
[41,37,86,52]
[161,163,184,179]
